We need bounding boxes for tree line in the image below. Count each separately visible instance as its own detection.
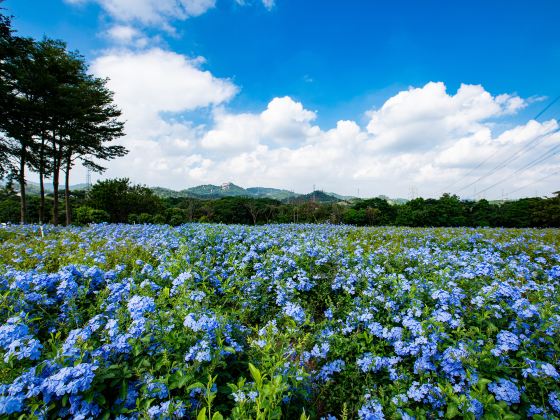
[0,4,126,225]
[0,178,558,228]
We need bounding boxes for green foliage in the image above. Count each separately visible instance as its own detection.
[87,178,162,223]
[75,205,110,224]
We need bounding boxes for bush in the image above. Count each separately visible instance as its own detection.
[75,206,110,224]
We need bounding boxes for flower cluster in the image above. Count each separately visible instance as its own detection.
[0,223,558,418]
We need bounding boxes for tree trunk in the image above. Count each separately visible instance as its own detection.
[52,138,60,226]
[52,167,59,225]
[64,156,71,225]
[18,144,27,224]
[38,136,45,224]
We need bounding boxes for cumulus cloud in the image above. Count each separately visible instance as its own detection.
[87,69,558,199]
[91,48,237,130]
[69,0,275,32]
[66,0,216,29]
[201,97,319,153]
[104,25,155,47]
[365,82,527,153]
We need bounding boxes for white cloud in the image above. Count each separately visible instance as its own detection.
[365,82,527,153]
[104,25,154,48]
[201,97,318,153]
[68,0,274,31]
[88,48,237,186]
[91,48,237,131]
[66,0,216,29]
[261,0,275,10]
[87,74,558,199]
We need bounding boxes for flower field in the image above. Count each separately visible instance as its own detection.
[0,224,559,419]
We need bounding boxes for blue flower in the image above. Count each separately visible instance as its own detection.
[283,302,306,323]
[491,330,520,356]
[0,395,24,415]
[183,313,219,333]
[185,339,212,363]
[550,391,560,413]
[488,379,520,405]
[41,363,98,399]
[358,393,384,419]
[317,359,345,381]
[127,295,155,321]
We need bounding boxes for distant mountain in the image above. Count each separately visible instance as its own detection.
[326,192,357,201]
[151,183,301,201]
[4,180,88,195]
[187,182,248,198]
[246,187,298,200]
[3,178,408,203]
[283,190,342,204]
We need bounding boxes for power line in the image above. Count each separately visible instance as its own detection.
[441,149,501,193]
[449,95,560,196]
[534,95,560,120]
[454,126,559,195]
[506,170,560,196]
[473,141,560,197]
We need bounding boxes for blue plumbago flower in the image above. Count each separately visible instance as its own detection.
[466,397,483,418]
[550,391,560,414]
[527,405,548,417]
[440,345,468,382]
[317,359,345,382]
[128,318,147,338]
[41,363,98,399]
[4,337,42,362]
[183,313,219,333]
[185,339,212,363]
[232,390,246,402]
[491,330,520,356]
[358,393,385,419]
[0,315,30,348]
[0,395,24,415]
[147,400,187,419]
[145,378,169,399]
[0,315,42,362]
[248,391,258,401]
[407,381,445,408]
[282,302,306,323]
[69,395,101,420]
[357,353,400,376]
[488,379,520,405]
[522,359,560,379]
[127,295,155,321]
[303,342,330,362]
[189,290,206,302]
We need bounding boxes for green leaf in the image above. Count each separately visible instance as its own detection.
[212,412,224,420]
[197,407,207,420]
[445,403,459,419]
[248,363,262,387]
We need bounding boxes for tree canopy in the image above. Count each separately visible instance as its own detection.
[0,7,126,224]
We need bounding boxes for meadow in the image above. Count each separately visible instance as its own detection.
[0,223,559,419]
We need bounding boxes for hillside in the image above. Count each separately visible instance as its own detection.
[151,183,301,201]
[283,190,342,204]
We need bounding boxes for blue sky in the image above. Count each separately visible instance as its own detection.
[4,0,560,198]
